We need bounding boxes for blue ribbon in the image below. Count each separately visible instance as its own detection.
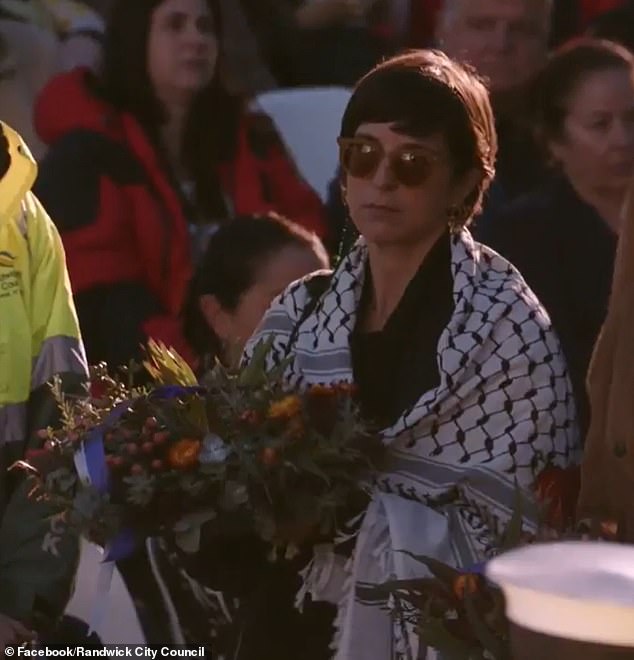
[463,561,487,576]
[80,386,204,561]
[150,385,206,399]
[82,401,138,561]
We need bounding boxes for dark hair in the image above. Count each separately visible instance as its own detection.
[587,3,634,54]
[0,123,9,179]
[339,49,497,226]
[99,0,242,218]
[530,38,634,145]
[183,213,328,360]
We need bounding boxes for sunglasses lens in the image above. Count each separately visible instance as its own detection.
[341,142,381,179]
[393,150,433,187]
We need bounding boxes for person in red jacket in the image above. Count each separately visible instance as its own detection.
[33,0,328,370]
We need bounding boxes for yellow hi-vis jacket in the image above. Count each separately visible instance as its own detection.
[0,121,87,444]
[0,122,86,622]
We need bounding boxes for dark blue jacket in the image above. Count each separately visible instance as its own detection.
[478,176,617,436]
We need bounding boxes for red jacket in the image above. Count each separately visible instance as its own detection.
[580,0,627,26]
[33,69,327,368]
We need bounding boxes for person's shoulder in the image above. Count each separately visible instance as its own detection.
[268,268,333,323]
[474,242,553,330]
[42,128,143,178]
[35,128,146,210]
[249,269,331,336]
[35,128,146,232]
[241,109,285,157]
[476,180,566,262]
[242,268,333,366]
[486,186,554,234]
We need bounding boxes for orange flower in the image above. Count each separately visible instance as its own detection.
[168,438,201,469]
[453,574,481,600]
[533,464,581,531]
[599,519,619,540]
[268,395,302,421]
[259,447,279,467]
[336,381,358,397]
[308,384,338,398]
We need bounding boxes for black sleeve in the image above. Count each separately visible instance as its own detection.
[34,132,103,232]
[480,204,590,432]
[34,129,146,232]
[479,203,560,313]
[73,282,165,369]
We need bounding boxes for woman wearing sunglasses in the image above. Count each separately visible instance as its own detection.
[244,49,580,659]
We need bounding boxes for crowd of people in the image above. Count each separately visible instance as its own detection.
[1,0,634,657]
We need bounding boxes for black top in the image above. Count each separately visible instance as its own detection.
[478,176,617,437]
[351,232,455,429]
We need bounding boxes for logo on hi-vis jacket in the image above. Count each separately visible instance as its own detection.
[0,250,15,268]
[0,251,20,298]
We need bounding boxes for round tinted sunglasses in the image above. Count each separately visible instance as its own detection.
[337,137,439,188]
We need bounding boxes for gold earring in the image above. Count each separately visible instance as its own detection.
[447,204,470,233]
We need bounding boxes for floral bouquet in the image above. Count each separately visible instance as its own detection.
[13,338,384,562]
[200,347,384,557]
[374,464,617,660]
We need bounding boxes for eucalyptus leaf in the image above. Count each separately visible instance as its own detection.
[179,474,209,496]
[294,455,331,485]
[72,486,107,520]
[123,473,156,506]
[0,478,80,622]
[198,462,228,477]
[173,526,202,554]
[173,508,217,532]
[46,467,77,495]
[238,337,275,388]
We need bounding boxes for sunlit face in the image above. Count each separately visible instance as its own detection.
[343,123,472,248]
[437,0,549,92]
[147,0,218,103]
[549,68,634,195]
[204,245,328,361]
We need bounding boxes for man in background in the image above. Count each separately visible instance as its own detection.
[435,0,552,230]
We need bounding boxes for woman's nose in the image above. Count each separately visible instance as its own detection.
[610,118,634,149]
[489,23,513,53]
[372,156,398,190]
[184,20,210,47]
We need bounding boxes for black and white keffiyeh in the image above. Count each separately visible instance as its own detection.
[243,230,580,660]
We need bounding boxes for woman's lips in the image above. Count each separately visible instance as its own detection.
[362,202,400,213]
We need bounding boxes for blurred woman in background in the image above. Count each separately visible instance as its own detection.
[33,0,327,369]
[480,38,634,435]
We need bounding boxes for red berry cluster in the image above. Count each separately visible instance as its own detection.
[104,416,171,476]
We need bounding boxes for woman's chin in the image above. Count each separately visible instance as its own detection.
[356,219,408,246]
[359,222,444,250]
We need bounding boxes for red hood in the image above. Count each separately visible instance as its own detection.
[35,68,116,146]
